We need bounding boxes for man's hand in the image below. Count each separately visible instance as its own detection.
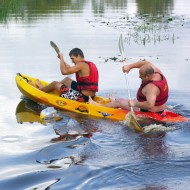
[122,65,131,73]
[58,53,64,60]
[128,99,136,107]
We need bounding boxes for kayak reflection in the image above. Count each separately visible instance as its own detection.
[15,98,99,142]
[15,98,44,124]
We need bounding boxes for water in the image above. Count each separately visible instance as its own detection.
[0,0,190,189]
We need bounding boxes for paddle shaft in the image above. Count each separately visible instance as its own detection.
[118,34,142,132]
[119,34,133,112]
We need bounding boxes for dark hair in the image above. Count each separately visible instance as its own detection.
[69,48,84,58]
[145,66,154,76]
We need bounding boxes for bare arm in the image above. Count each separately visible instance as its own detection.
[122,60,151,73]
[59,53,84,75]
[129,83,159,110]
[137,85,158,110]
[59,53,78,75]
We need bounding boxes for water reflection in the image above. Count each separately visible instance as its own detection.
[15,98,43,123]
[0,0,88,23]
[136,0,174,15]
[15,99,97,171]
[1,0,182,46]
[91,0,128,14]
[1,0,175,23]
[139,132,168,158]
[15,98,98,141]
[0,0,25,23]
[36,136,90,165]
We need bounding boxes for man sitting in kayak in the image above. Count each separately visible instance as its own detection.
[31,48,99,102]
[89,60,168,113]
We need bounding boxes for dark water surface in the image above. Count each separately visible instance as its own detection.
[1,0,190,189]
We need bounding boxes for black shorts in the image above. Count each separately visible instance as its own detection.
[140,109,164,114]
[70,81,79,91]
[60,81,94,102]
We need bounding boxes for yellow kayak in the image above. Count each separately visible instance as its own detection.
[15,73,188,124]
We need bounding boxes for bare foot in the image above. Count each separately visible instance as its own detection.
[109,94,115,102]
[28,80,37,88]
[36,79,44,88]
[88,96,100,105]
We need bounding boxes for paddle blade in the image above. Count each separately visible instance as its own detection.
[119,34,122,55]
[119,34,126,61]
[50,41,60,55]
[124,112,143,132]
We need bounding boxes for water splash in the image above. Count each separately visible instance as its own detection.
[143,124,176,133]
[123,113,176,133]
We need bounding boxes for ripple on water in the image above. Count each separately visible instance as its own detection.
[36,136,90,165]
[1,135,21,143]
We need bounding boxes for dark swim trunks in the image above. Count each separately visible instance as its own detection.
[140,109,164,114]
[60,81,94,102]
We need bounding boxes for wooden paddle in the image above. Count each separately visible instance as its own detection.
[50,41,60,55]
[50,41,74,78]
[119,34,142,132]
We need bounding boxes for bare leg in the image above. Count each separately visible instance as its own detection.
[103,99,122,108]
[89,94,116,105]
[88,97,119,108]
[42,81,62,92]
[105,98,140,111]
[89,96,128,109]
[59,77,73,88]
[29,77,73,94]
[34,80,62,93]
[106,98,131,109]
[89,95,140,111]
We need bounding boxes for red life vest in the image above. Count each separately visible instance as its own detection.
[76,60,99,92]
[137,73,168,106]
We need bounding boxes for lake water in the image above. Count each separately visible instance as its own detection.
[0,0,190,189]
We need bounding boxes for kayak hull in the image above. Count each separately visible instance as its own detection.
[15,74,188,123]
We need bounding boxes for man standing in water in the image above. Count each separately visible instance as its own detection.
[33,48,99,102]
[89,60,168,113]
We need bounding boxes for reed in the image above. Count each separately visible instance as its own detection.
[0,0,24,23]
